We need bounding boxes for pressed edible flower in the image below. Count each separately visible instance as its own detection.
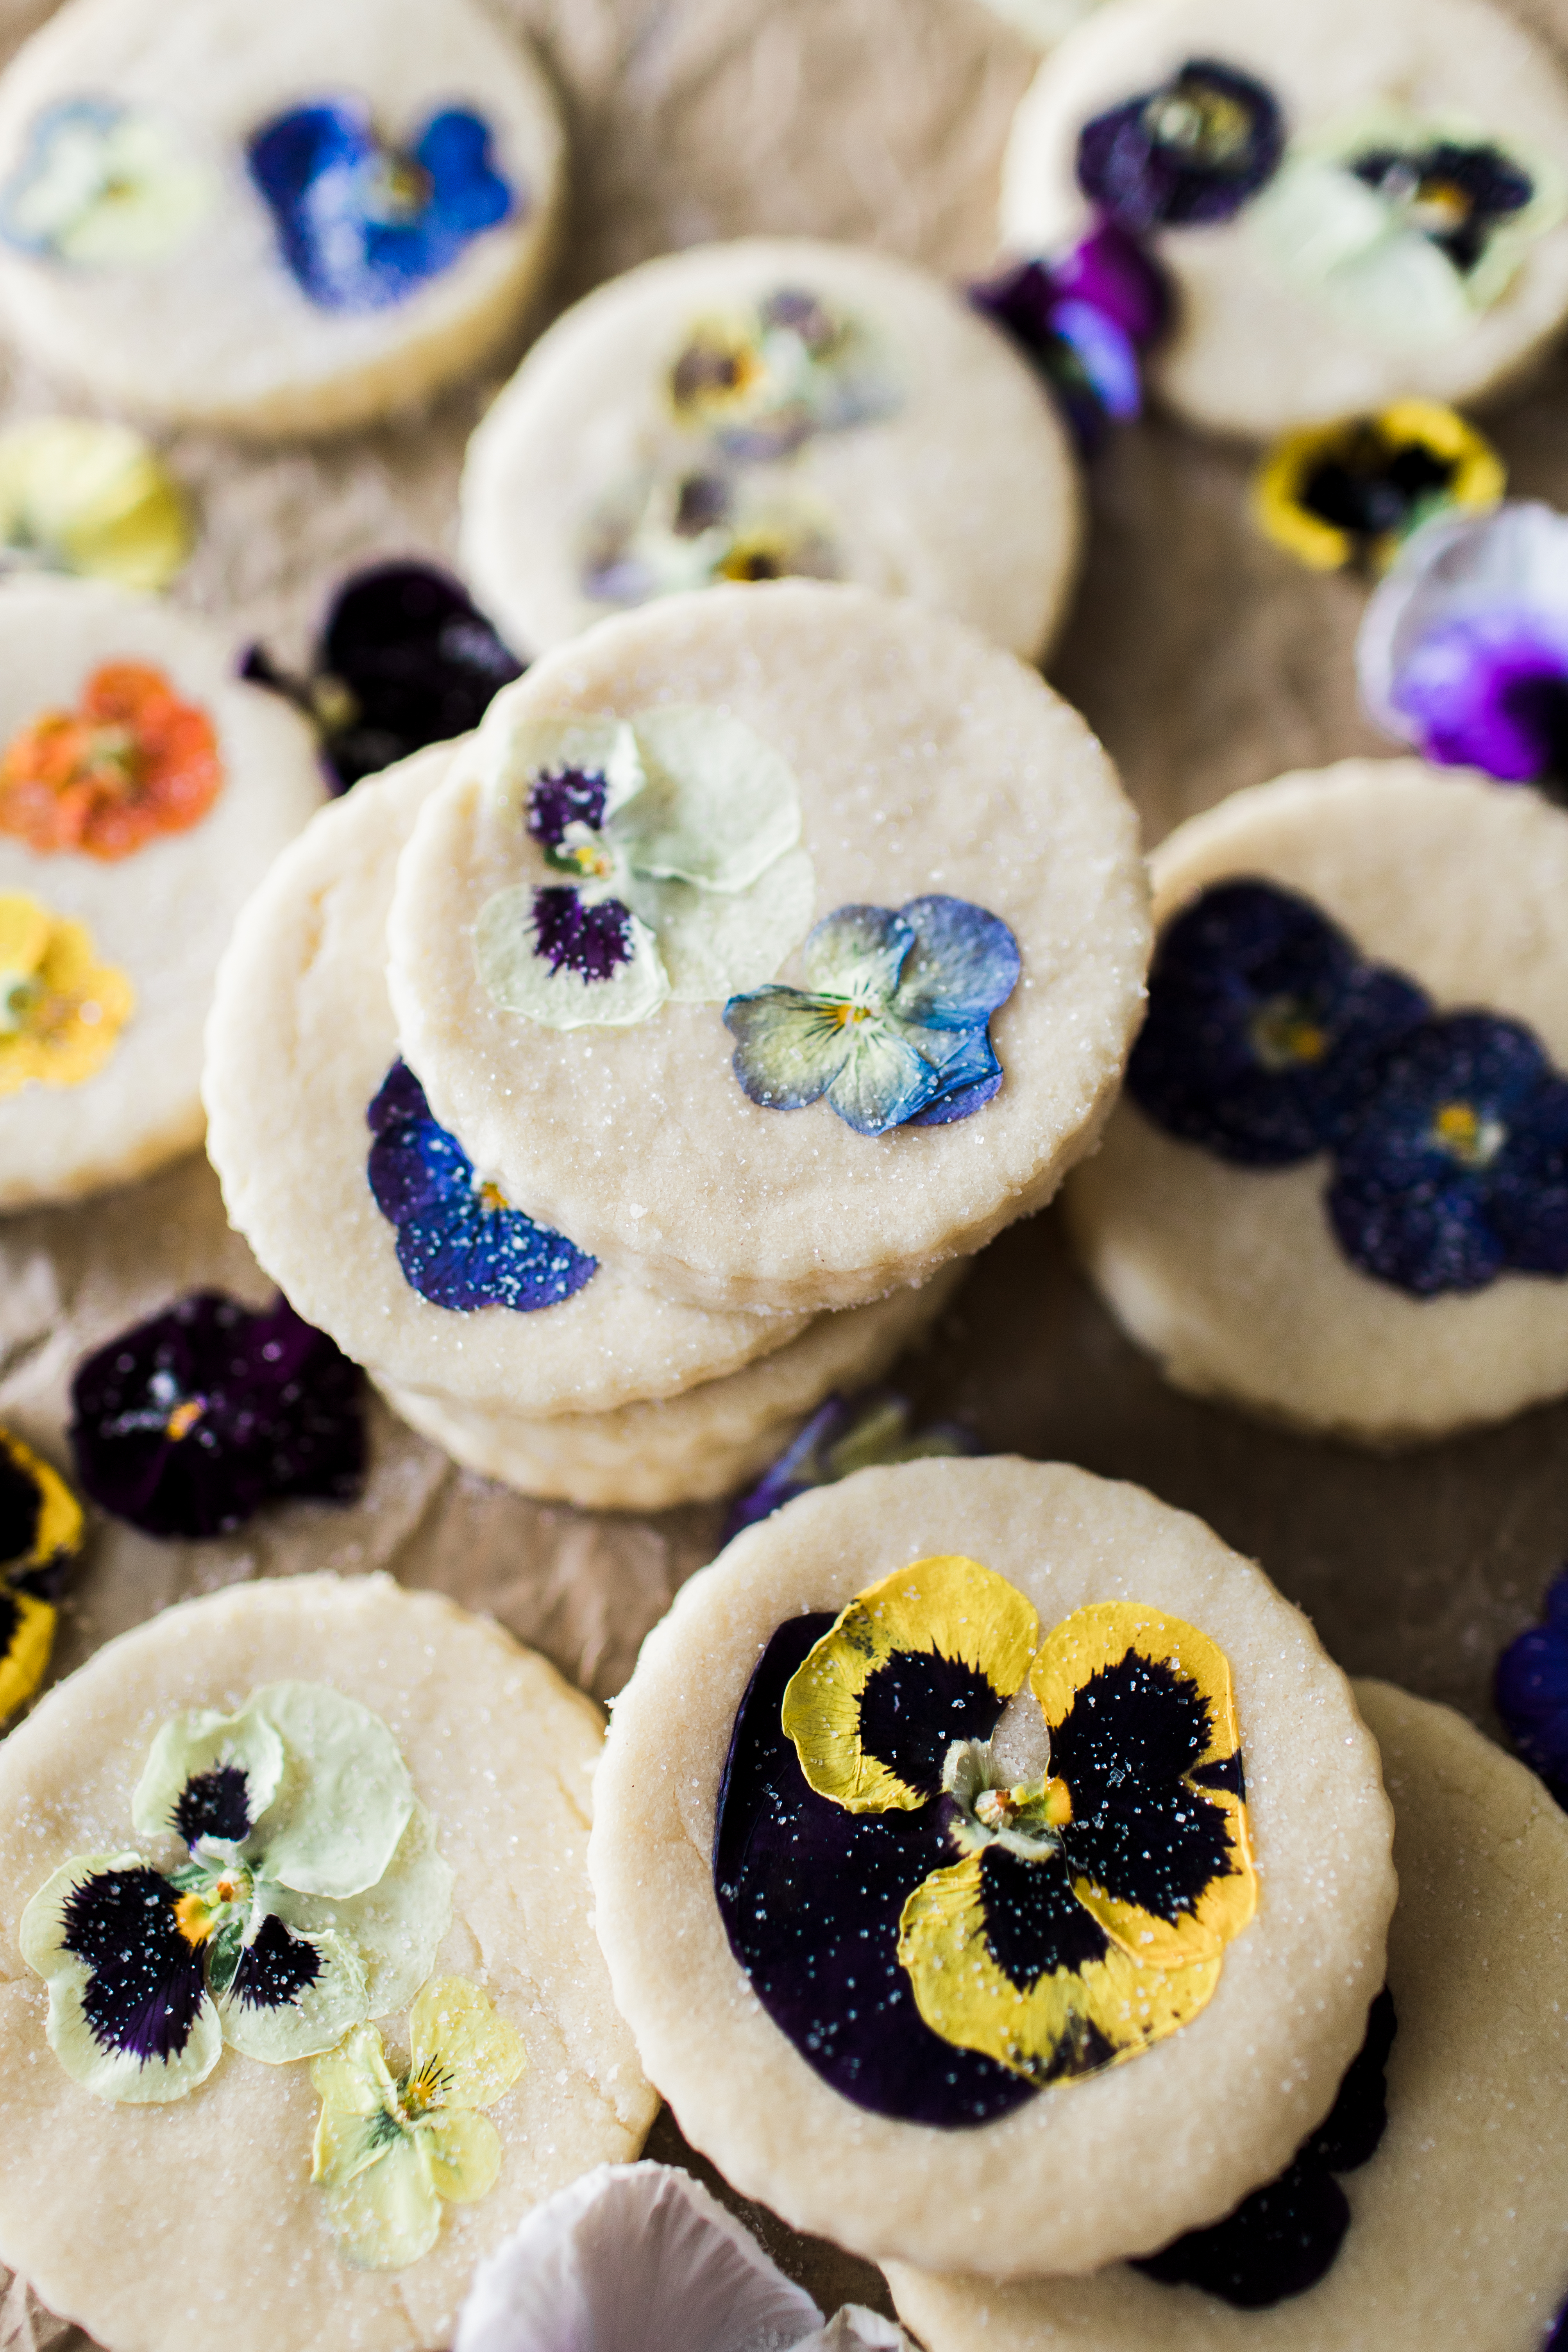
[583,465,840,608]
[971,224,1168,450]
[0,418,191,592]
[0,1426,82,1725]
[1496,1566,1568,1807]
[0,661,221,858]
[20,1681,452,2103]
[0,891,134,1098]
[724,1387,972,1539]
[1254,402,1504,575]
[1076,57,1285,233]
[0,97,215,268]
[312,1977,525,2269]
[68,1290,365,1539]
[667,285,897,461]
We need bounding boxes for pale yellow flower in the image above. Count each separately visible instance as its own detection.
[0,890,134,1096]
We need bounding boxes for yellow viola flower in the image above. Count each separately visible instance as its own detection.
[311,1976,526,2270]
[0,892,133,1096]
[0,1426,83,1725]
[1253,400,1504,574]
[0,417,192,592]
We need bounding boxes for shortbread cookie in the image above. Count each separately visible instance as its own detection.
[376,1262,964,1511]
[387,584,1149,1315]
[1000,0,1568,438]
[204,741,814,1420]
[1067,759,1568,1442]
[459,238,1082,663]
[0,1572,654,2352]
[587,1456,1395,2277]
[888,1680,1568,2351]
[0,0,565,438]
[0,577,322,1210]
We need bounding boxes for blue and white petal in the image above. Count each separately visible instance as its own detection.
[245,1682,415,1900]
[131,1701,284,1853]
[725,988,858,1111]
[802,905,914,1003]
[906,1024,1005,1126]
[891,896,1022,1031]
[824,1017,947,1137]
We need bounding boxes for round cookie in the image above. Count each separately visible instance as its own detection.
[386,583,1150,1315]
[1000,0,1568,438]
[1066,759,1568,1443]
[204,740,814,1419]
[0,576,322,1211]
[586,1456,1395,2277]
[459,237,1083,665]
[0,0,565,438]
[375,1261,964,1511]
[887,1679,1568,2352]
[0,1571,655,2352]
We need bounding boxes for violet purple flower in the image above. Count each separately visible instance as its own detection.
[971,223,1168,450]
[1076,58,1284,234]
[1496,1567,1568,1808]
[723,1389,973,1541]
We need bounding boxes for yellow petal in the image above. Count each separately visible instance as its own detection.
[0,1429,84,1580]
[0,892,50,976]
[1251,427,1353,571]
[422,2105,502,2204]
[408,1976,526,2112]
[0,1591,55,1723]
[317,2131,441,2272]
[311,2021,397,2127]
[0,419,191,593]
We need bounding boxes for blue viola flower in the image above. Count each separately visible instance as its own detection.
[1326,1014,1568,1295]
[366,1060,596,1312]
[970,224,1169,452]
[248,101,514,313]
[723,1388,973,1541]
[724,896,1021,1139]
[1076,58,1285,234]
[1128,880,1430,1166]
[1495,1567,1568,1808]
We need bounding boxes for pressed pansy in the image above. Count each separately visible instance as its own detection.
[971,224,1169,450]
[1358,500,1568,786]
[474,706,815,1030]
[0,1426,82,1724]
[1126,879,1430,1166]
[0,418,191,593]
[1495,1567,1568,1807]
[667,286,899,460]
[243,560,522,795]
[367,1058,597,1312]
[724,895,1021,1138]
[1075,58,1285,233]
[0,891,134,1097]
[715,1559,1256,2126]
[0,98,215,268]
[311,1975,525,2269]
[248,101,515,313]
[583,465,840,608]
[724,1387,972,1540]
[68,1290,365,1539]
[20,1680,452,2104]
[1254,402,1504,575]
[0,661,221,859]
[1255,116,1566,345]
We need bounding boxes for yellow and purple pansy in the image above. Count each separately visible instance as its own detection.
[20,1680,452,2105]
[0,1426,82,1726]
[714,1558,1256,2127]
[583,464,841,609]
[0,97,215,268]
[1255,114,1565,346]
[667,286,898,462]
[1254,402,1504,575]
[1075,57,1284,234]
[474,707,815,1031]
[0,890,134,1098]
[311,1975,526,2270]
[247,101,515,313]
[367,1057,597,1312]
[723,895,1020,1137]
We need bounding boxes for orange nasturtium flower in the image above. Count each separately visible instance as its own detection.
[0,662,222,861]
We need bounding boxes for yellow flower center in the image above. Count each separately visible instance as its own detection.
[1249,996,1327,1070]
[475,1179,510,1214]
[1432,1098,1505,1167]
[1147,84,1251,163]
[0,968,40,1035]
[164,1396,205,1441]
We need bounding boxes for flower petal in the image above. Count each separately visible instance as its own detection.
[216,1911,369,2063]
[20,1852,222,2103]
[0,1588,54,1721]
[409,1975,527,2112]
[782,1556,1039,1814]
[315,2112,442,2270]
[616,704,803,892]
[131,1700,285,1852]
[244,1681,415,1899]
[823,1015,946,1137]
[281,1797,453,2020]
[311,2017,398,2128]
[423,2105,504,2204]
[628,845,815,1003]
[483,712,644,833]
[802,904,913,1002]
[0,1425,83,1599]
[889,895,1022,1031]
[475,881,669,1029]
[903,1024,1004,1128]
[724,987,854,1110]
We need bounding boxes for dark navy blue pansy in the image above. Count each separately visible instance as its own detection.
[1128,879,1430,1166]
[367,1060,596,1312]
[248,101,514,313]
[1495,1567,1568,1808]
[1327,1015,1568,1296]
[1076,58,1285,235]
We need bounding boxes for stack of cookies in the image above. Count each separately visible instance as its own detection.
[206,577,1150,1509]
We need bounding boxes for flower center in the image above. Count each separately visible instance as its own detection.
[1248,994,1328,1070]
[173,1861,253,1946]
[473,1175,510,1213]
[549,820,617,883]
[1431,1098,1505,1167]
[1146,80,1252,164]
[360,154,431,225]
[943,1737,1072,1861]
[0,968,41,1035]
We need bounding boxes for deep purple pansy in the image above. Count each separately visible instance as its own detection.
[248,101,514,313]
[971,223,1169,450]
[242,561,522,794]
[68,1292,365,1540]
[1076,58,1285,235]
[366,1059,597,1312]
[1496,1567,1568,1808]
[723,1389,973,1542]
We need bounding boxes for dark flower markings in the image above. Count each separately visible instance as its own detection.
[971,224,1170,453]
[1130,878,1568,1298]
[248,102,515,314]
[1350,141,1533,277]
[1076,58,1285,234]
[517,763,638,985]
[229,1912,322,2012]
[1495,1566,1568,1808]
[0,1442,42,1577]
[63,1866,207,2066]
[367,1058,597,1312]
[68,1290,365,1540]
[1297,428,1459,557]
[1135,1989,1396,2307]
[172,1765,254,1849]
[527,767,610,850]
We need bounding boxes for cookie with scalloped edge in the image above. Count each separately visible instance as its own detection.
[888,1678,1568,2351]
[0,0,564,437]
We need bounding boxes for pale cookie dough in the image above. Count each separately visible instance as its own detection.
[204,740,813,1419]
[1000,0,1568,438]
[387,584,1150,1315]
[0,1571,655,2352]
[1066,760,1568,1444]
[0,577,322,1212]
[887,1680,1568,2352]
[0,0,565,438]
[587,1457,1395,2277]
[376,1262,964,1511]
[459,237,1083,664]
